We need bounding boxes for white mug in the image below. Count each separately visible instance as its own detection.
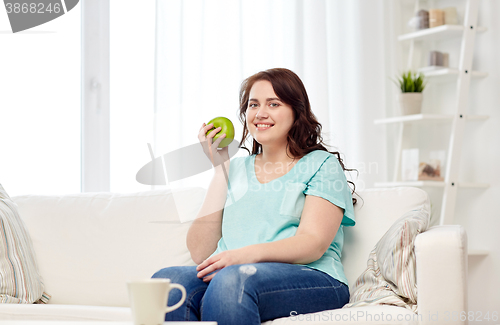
[127,279,186,325]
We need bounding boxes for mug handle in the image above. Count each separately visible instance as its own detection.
[165,283,187,313]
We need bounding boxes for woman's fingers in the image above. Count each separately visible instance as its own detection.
[199,123,223,145]
[207,127,221,139]
[199,123,210,135]
[207,127,222,151]
[211,134,227,165]
[204,123,216,134]
[198,123,209,141]
[203,271,218,282]
[199,123,216,138]
[198,261,219,278]
[213,133,226,146]
[199,122,228,168]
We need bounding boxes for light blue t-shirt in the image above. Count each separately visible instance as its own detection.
[209,149,356,286]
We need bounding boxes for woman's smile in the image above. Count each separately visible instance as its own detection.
[255,124,274,131]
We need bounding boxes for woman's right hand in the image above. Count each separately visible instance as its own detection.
[198,122,230,169]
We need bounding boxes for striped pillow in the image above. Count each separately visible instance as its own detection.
[0,184,50,304]
[343,204,429,313]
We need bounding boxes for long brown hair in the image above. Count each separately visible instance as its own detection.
[237,68,359,205]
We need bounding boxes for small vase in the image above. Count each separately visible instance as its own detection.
[398,93,423,115]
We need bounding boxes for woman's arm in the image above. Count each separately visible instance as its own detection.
[186,162,230,264]
[248,194,344,264]
[196,194,344,281]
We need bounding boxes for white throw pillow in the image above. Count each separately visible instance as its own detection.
[0,184,50,304]
[343,203,429,313]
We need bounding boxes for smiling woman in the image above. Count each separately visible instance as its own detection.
[152,68,360,325]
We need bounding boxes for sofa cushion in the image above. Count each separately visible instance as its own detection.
[11,187,206,307]
[0,184,50,304]
[342,187,431,288]
[343,203,429,312]
[0,303,131,321]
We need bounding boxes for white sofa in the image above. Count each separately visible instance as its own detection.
[0,186,467,325]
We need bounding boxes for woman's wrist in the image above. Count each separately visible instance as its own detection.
[239,245,262,264]
[214,161,230,175]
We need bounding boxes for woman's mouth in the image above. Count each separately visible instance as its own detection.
[255,124,274,130]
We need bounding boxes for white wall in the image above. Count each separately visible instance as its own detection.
[460,0,500,316]
[384,0,500,319]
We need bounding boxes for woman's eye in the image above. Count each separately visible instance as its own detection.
[249,103,257,108]
[270,103,280,107]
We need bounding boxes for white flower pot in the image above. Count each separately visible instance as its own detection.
[398,93,423,115]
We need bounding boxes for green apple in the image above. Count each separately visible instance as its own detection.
[205,116,235,148]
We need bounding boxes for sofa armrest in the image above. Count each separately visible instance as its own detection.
[415,225,468,325]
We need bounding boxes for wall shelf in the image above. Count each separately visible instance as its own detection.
[417,67,488,79]
[377,0,489,228]
[374,181,489,188]
[398,24,487,42]
[381,0,491,274]
[375,181,445,188]
[374,114,489,125]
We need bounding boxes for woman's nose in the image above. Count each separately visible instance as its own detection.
[255,107,268,119]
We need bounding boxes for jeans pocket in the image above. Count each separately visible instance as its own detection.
[279,182,307,218]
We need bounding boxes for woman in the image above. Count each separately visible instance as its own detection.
[152,68,359,325]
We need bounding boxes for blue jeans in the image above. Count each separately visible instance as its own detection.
[151,262,349,325]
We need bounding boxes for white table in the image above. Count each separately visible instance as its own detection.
[0,320,217,325]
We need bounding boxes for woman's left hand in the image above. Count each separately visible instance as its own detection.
[196,247,259,283]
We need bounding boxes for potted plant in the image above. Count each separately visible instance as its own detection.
[394,71,427,115]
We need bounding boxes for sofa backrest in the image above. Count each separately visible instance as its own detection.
[342,187,430,288]
[12,188,204,307]
[12,186,430,307]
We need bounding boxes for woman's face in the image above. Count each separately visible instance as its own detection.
[246,80,295,148]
